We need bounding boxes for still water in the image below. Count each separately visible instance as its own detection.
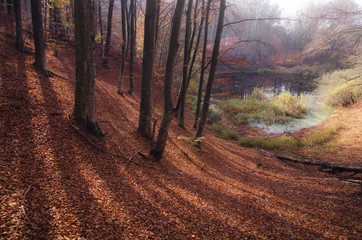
[214,72,332,133]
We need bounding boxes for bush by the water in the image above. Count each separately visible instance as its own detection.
[217,88,307,125]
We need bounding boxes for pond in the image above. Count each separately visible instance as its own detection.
[213,71,332,133]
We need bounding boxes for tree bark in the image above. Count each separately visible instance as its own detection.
[97,0,104,61]
[137,0,158,139]
[6,0,13,15]
[195,0,226,142]
[150,0,185,160]
[74,0,104,139]
[30,0,47,72]
[102,0,114,67]
[128,0,136,94]
[176,0,193,129]
[14,0,24,51]
[193,0,211,128]
[117,0,127,95]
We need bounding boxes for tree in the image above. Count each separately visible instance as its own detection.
[195,0,226,143]
[97,0,104,60]
[6,0,13,15]
[137,0,158,139]
[102,0,114,68]
[128,0,136,94]
[193,0,212,128]
[117,0,127,95]
[30,0,48,72]
[176,0,194,129]
[14,0,24,51]
[73,0,104,138]
[150,0,186,160]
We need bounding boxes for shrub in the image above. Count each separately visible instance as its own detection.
[212,123,240,141]
[217,89,308,125]
[240,135,300,150]
[307,126,339,145]
[326,81,362,107]
[272,91,307,118]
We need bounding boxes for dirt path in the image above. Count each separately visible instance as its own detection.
[1,15,361,239]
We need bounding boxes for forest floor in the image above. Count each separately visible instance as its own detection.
[0,15,361,239]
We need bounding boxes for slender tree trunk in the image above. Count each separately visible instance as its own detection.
[187,0,204,91]
[30,0,47,72]
[43,0,48,42]
[128,0,136,94]
[73,0,104,139]
[176,0,193,129]
[1,0,4,12]
[137,0,158,139]
[102,0,114,67]
[14,0,24,51]
[97,0,104,61]
[193,0,211,128]
[195,0,226,143]
[117,0,127,95]
[150,0,185,160]
[6,0,13,15]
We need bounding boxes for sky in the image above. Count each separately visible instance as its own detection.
[269,0,362,16]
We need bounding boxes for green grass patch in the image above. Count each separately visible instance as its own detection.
[212,123,240,141]
[240,135,300,151]
[306,123,342,146]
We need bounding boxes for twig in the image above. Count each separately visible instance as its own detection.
[277,210,295,240]
[23,185,32,198]
[201,164,206,171]
[126,152,138,167]
[48,70,75,82]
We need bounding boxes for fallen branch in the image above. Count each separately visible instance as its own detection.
[48,70,75,82]
[276,155,362,174]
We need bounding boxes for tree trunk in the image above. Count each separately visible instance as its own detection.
[193,0,211,128]
[117,0,127,95]
[195,0,226,142]
[137,0,158,139]
[176,0,193,129]
[14,0,24,51]
[6,0,13,15]
[97,0,104,61]
[187,0,204,94]
[150,0,185,160]
[102,0,114,67]
[30,0,47,72]
[128,0,136,94]
[74,0,104,139]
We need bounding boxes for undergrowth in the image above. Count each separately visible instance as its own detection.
[216,88,307,125]
[211,124,240,141]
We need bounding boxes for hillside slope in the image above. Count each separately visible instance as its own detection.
[0,16,361,239]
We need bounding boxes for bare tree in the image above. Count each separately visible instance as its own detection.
[176,0,194,129]
[102,0,114,68]
[195,0,226,143]
[30,0,48,73]
[138,0,158,139]
[117,0,128,95]
[194,0,212,128]
[128,0,136,94]
[14,0,24,51]
[74,0,104,138]
[97,0,104,60]
[150,0,186,160]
